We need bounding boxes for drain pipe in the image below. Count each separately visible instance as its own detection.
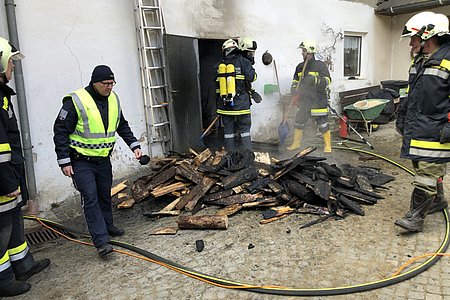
[375,0,450,15]
[4,0,37,199]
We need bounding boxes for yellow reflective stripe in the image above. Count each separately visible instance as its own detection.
[235,75,245,80]
[252,73,257,82]
[440,59,450,71]
[0,143,11,152]
[410,139,450,150]
[308,72,319,76]
[8,241,27,256]
[311,108,328,113]
[0,252,9,265]
[2,97,8,111]
[217,109,251,115]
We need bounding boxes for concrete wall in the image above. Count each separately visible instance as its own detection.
[1,0,150,210]
[162,0,392,142]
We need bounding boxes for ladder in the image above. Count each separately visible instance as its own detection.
[134,0,171,157]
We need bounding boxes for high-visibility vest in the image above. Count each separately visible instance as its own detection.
[68,89,121,157]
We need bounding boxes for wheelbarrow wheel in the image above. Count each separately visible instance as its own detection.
[371,124,380,132]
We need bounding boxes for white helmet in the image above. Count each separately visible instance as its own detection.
[298,39,317,54]
[238,37,257,52]
[0,37,24,74]
[401,11,449,40]
[222,39,238,51]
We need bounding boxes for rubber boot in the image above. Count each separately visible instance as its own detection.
[428,178,448,214]
[395,188,432,232]
[286,129,303,151]
[323,130,332,153]
[0,280,31,297]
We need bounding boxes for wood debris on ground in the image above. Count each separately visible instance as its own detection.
[128,147,394,232]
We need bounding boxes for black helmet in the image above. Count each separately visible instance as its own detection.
[262,51,273,65]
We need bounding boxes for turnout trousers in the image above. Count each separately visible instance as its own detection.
[222,114,252,151]
[72,158,113,248]
[0,208,35,287]
[412,161,447,196]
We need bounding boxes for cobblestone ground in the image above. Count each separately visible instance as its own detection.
[9,123,450,300]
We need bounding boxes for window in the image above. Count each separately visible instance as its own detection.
[344,35,362,77]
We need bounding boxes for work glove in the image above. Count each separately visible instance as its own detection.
[251,90,262,103]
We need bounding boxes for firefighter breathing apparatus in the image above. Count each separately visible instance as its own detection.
[218,63,236,107]
[24,146,449,296]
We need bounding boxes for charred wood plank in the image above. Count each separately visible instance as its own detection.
[202,190,234,203]
[176,161,203,184]
[197,164,232,176]
[332,187,379,204]
[356,174,373,192]
[246,177,270,193]
[318,162,343,178]
[288,171,315,186]
[285,180,315,202]
[313,179,331,200]
[273,146,316,180]
[338,195,365,216]
[222,166,259,190]
[177,177,217,211]
[268,180,284,194]
[177,215,228,230]
[209,193,262,206]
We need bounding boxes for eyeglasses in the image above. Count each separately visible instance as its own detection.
[100,81,116,87]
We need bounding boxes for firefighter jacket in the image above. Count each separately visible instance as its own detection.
[290,56,331,117]
[0,82,24,214]
[215,52,256,116]
[53,84,140,167]
[399,43,450,163]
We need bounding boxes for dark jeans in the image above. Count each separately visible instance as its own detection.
[72,158,113,248]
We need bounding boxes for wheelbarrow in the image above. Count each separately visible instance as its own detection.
[343,99,390,135]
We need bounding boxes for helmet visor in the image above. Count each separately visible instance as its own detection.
[9,43,24,60]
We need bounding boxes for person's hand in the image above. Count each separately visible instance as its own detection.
[62,165,74,177]
[134,148,143,160]
[6,188,20,198]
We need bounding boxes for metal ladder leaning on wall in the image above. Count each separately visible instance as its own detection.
[134,0,171,157]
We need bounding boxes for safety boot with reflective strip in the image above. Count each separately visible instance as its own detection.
[395,188,432,232]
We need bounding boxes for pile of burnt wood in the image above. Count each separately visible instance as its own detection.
[130,146,394,230]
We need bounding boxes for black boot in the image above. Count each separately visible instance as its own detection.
[0,280,31,297]
[428,179,448,214]
[16,258,50,282]
[107,225,124,237]
[97,243,113,259]
[395,189,432,232]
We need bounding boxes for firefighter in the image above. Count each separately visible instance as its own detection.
[395,12,450,232]
[287,39,332,153]
[215,39,257,151]
[53,65,143,257]
[0,37,50,297]
[238,36,262,104]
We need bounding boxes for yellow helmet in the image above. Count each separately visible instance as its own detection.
[238,37,257,52]
[298,39,317,54]
[0,37,24,74]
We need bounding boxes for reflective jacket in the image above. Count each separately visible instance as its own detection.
[53,85,140,167]
[68,88,120,157]
[291,56,331,116]
[400,43,450,163]
[215,53,256,116]
[0,82,24,214]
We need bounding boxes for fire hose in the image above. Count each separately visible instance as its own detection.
[24,147,449,296]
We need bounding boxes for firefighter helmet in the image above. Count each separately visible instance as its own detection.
[222,39,238,51]
[401,11,449,40]
[298,39,317,54]
[238,37,257,52]
[0,37,24,74]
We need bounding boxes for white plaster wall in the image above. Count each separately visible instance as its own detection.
[1,0,150,210]
[161,0,392,141]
